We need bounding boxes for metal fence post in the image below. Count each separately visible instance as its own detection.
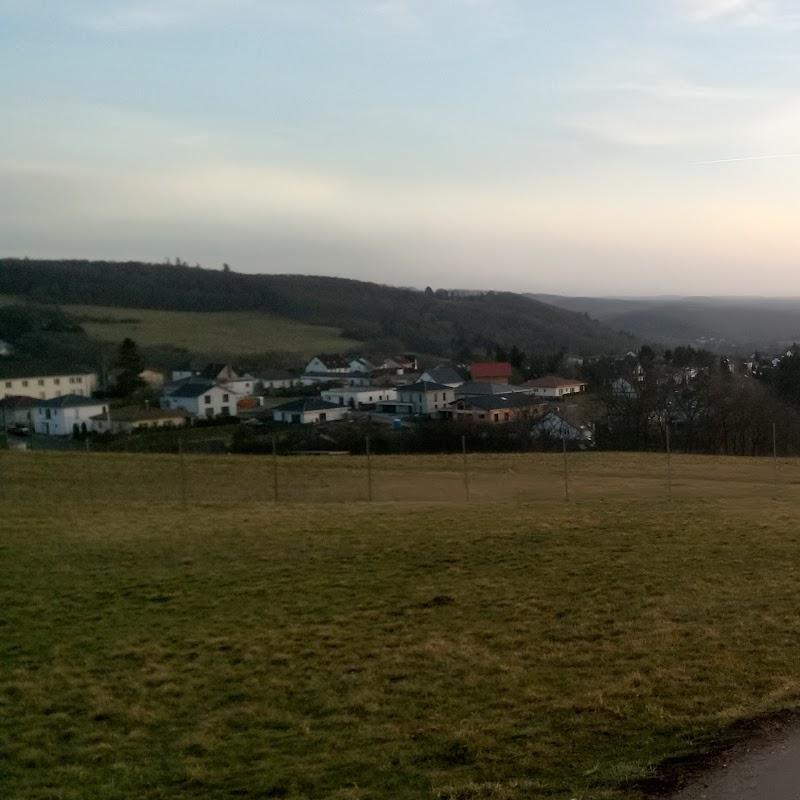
[562,435,569,501]
[462,435,470,502]
[179,438,188,511]
[666,422,672,502]
[272,434,279,503]
[366,435,373,502]
[773,422,778,492]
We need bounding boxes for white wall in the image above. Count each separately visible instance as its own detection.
[1,372,98,401]
[34,402,108,436]
[321,387,398,407]
[273,406,349,424]
[397,387,454,415]
[162,386,235,419]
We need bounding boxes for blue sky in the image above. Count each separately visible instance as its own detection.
[3,0,800,294]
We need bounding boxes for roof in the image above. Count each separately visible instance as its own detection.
[34,394,105,409]
[470,362,513,379]
[397,380,453,393]
[453,394,548,412]
[525,375,587,389]
[91,406,189,422]
[0,394,38,409]
[309,354,352,369]
[273,398,343,413]
[166,380,219,398]
[421,365,464,384]
[456,381,530,397]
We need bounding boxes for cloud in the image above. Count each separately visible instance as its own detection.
[681,0,800,29]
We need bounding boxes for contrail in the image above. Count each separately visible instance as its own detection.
[698,153,800,165]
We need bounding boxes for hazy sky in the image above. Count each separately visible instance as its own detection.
[3,0,800,295]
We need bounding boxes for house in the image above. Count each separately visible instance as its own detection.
[33,395,109,436]
[0,339,13,357]
[377,354,418,372]
[304,355,354,374]
[258,370,302,390]
[321,386,398,409]
[611,377,637,397]
[396,381,455,417]
[524,376,588,399]
[197,364,256,395]
[138,369,168,389]
[533,410,594,444]
[300,371,372,388]
[450,394,548,424]
[161,381,236,419]
[91,406,188,435]
[1,371,98,401]
[272,398,349,425]
[418,365,464,387]
[0,395,37,429]
[470,362,513,384]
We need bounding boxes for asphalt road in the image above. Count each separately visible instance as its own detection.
[671,728,800,800]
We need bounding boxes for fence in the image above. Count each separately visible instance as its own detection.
[0,434,796,511]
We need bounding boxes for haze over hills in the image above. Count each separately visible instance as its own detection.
[0,260,635,366]
[532,294,800,354]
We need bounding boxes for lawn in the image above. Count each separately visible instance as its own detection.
[3,451,800,799]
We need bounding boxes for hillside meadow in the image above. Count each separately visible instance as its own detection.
[4,451,800,799]
[0,294,361,359]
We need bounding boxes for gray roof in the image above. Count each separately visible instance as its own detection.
[34,394,104,409]
[273,398,342,413]
[397,380,452,393]
[166,380,218,398]
[452,394,546,412]
[455,381,530,397]
[422,365,464,384]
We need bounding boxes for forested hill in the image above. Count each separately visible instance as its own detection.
[0,259,635,357]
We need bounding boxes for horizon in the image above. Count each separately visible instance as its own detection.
[3,1,800,294]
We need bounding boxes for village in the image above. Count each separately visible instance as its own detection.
[0,350,600,446]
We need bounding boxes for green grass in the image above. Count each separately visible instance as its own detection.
[3,451,800,799]
[0,295,361,357]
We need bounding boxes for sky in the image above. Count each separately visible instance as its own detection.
[3,0,800,295]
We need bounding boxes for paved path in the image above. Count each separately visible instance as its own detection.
[671,728,800,799]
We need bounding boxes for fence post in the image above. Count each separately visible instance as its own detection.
[666,422,672,503]
[272,434,279,503]
[178,438,188,511]
[562,435,569,501]
[773,422,778,492]
[84,438,94,506]
[461,435,470,502]
[365,435,373,502]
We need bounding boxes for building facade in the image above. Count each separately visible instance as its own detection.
[1,372,98,401]
[33,395,109,436]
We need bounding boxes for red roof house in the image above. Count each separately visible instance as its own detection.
[469,361,513,384]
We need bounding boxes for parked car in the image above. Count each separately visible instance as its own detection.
[8,424,31,437]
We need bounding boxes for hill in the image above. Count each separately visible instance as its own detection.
[533,293,800,352]
[0,259,636,359]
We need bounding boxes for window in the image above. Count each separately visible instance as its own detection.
[22,380,28,387]
[493,413,499,422]
[54,378,60,386]
[76,376,82,383]
[38,379,44,386]
[223,394,229,402]
[205,409,214,419]
[4,381,10,388]
[204,395,211,404]
[319,413,327,422]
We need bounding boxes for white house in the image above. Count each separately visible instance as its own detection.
[321,386,397,409]
[523,376,588,399]
[197,364,256,395]
[161,381,236,419]
[33,395,109,436]
[1,371,98,401]
[533,411,594,444]
[304,355,353,374]
[396,381,455,417]
[272,398,349,425]
[91,406,188,435]
[258,370,302,390]
[0,339,13,357]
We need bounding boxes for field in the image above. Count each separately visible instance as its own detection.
[4,451,800,800]
[0,294,361,358]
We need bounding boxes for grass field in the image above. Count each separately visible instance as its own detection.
[0,294,361,358]
[3,451,800,799]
